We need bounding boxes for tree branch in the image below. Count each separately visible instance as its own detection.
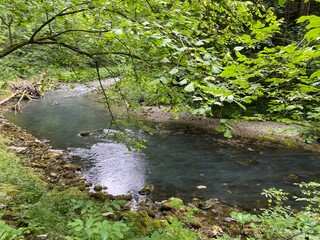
[29,3,90,41]
[40,29,112,40]
[145,0,156,13]
[0,41,30,58]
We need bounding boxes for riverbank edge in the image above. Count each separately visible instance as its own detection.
[134,105,320,152]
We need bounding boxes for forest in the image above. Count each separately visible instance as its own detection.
[0,0,320,239]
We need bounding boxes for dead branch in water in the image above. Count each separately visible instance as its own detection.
[15,90,27,114]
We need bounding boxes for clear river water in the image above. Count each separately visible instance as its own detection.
[4,85,320,210]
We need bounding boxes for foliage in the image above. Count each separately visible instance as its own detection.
[224,182,320,239]
[25,190,89,238]
[0,138,46,206]
[1,0,320,141]
[294,182,320,213]
[141,219,200,240]
[0,221,24,240]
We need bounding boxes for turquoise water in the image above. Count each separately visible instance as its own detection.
[5,86,320,210]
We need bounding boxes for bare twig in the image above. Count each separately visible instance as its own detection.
[15,90,27,114]
[94,61,120,129]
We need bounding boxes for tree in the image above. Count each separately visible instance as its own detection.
[1,0,319,141]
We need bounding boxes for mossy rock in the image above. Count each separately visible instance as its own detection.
[122,211,169,236]
[93,185,103,192]
[138,184,154,195]
[160,197,184,212]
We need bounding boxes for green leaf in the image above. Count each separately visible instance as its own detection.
[310,70,320,79]
[234,46,244,52]
[211,65,221,74]
[112,28,123,35]
[195,40,204,46]
[224,128,233,138]
[179,79,188,85]
[184,82,195,92]
[169,68,179,75]
[160,57,170,63]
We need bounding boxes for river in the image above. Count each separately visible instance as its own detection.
[4,84,320,210]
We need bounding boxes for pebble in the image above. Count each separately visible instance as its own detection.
[224,217,236,222]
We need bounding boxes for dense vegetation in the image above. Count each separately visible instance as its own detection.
[1,0,319,141]
[0,0,320,239]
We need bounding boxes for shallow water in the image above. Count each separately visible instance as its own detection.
[5,85,320,209]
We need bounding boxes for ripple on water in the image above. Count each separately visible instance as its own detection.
[70,142,148,196]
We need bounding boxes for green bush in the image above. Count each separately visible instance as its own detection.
[25,190,89,238]
[0,221,24,240]
[223,182,320,239]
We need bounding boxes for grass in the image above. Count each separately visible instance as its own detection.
[0,136,88,238]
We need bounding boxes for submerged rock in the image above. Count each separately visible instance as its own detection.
[196,185,207,189]
[198,198,219,210]
[79,129,104,137]
[138,184,154,195]
[94,185,103,192]
[63,164,81,171]
[236,158,259,167]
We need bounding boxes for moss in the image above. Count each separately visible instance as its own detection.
[160,197,184,212]
[122,211,169,236]
[122,211,152,235]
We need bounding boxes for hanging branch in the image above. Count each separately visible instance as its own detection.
[94,61,120,129]
[102,65,131,116]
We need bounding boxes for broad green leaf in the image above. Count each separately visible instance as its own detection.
[169,68,179,75]
[234,46,244,52]
[310,70,320,79]
[184,82,195,92]
[112,28,123,35]
[211,65,221,74]
[179,79,187,85]
[160,57,170,63]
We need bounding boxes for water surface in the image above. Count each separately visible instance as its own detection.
[5,85,320,209]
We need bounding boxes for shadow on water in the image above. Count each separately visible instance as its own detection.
[4,85,320,210]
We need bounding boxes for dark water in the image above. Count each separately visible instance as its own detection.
[4,85,320,210]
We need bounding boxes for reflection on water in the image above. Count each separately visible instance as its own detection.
[70,142,147,196]
[4,85,320,209]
